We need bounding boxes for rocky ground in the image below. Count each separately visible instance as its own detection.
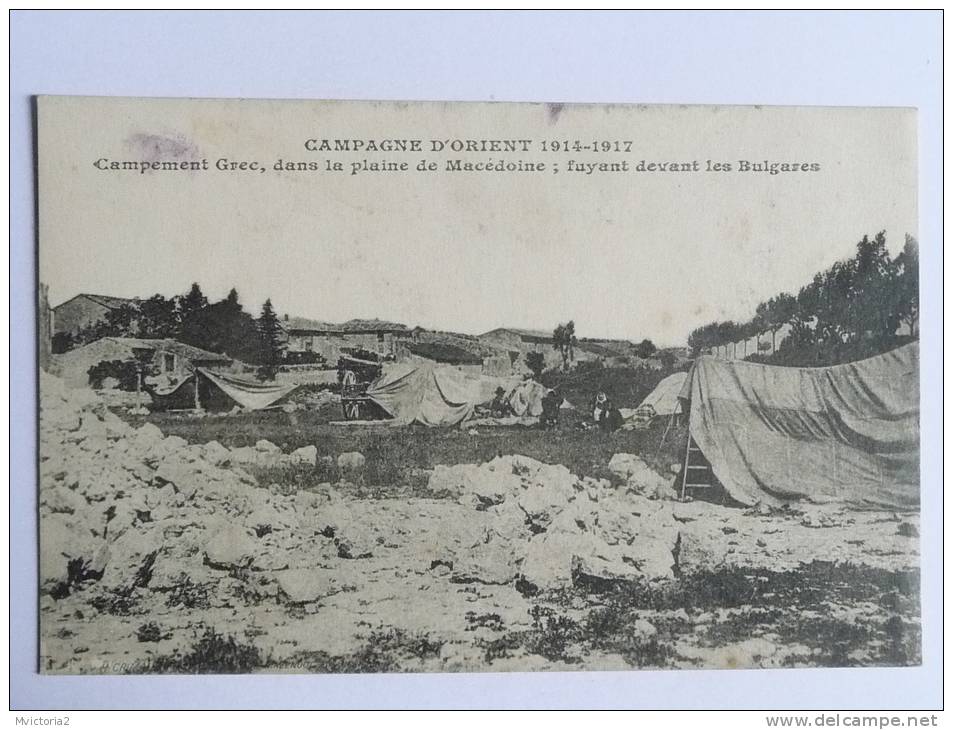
[38,373,920,674]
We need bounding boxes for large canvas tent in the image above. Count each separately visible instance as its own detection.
[365,361,509,426]
[148,368,299,412]
[678,343,919,509]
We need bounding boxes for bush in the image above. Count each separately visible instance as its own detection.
[144,627,262,674]
[87,359,144,390]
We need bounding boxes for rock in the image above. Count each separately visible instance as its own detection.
[676,524,730,575]
[255,439,281,454]
[337,451,366,472]
[290,445,317,466]
[244,503,292,534]
[41,486,87,515]
[451,544,518,585]
[607,453,674,499]
[275,568,347,604]
[202,440,231,466]
[519,532,597,592]
[144,435,188,465]
[516,484,572,532]
[631,618,658,639]
[427,461,521,506]
[204,525,257,570]
[40,514,108,592]
[99,528,162,592]
[153,459,203,499]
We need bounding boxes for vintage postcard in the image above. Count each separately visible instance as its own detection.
[36,97,919,674]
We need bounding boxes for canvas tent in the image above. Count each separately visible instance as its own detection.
[678,343,919,509]
[620,371,687,428]
[364,361,506,427]
[148,368,299,412]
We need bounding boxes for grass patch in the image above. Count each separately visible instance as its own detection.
[275,627,445,674]
[120,407,684,493]
[133,627,262,674]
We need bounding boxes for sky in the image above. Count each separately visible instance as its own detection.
[39,98,917,347]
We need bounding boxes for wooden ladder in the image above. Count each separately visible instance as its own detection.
[680,433,713,499]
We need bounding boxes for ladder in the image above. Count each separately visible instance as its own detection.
[680,432,713,499]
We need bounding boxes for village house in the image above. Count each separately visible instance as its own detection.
[281,316,411,361]
[52,293,136,336]
[50,337,233,388]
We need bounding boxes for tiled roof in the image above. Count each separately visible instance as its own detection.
[282,317,408,333]
[55,293,135,310]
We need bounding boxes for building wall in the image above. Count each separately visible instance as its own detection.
[53,297,113,336]
[50,339,228,388]
[287,331,408,360]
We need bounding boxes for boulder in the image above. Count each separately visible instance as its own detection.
[255,439,281,454]
[290,445,318,466]
[676,523,730,575]
[275,568,347,604]
[201,440,231,466]
[99,527,163,592]
[519,532,597,592]
[153,459,203,499]
[203,525,257,570]
[41,485,87,515]
[451,543,518,585]
[608,453,674,498]
[244,503,293,534]
[40,513,108,592]
[337,451,366,472]
[517,484,572,532]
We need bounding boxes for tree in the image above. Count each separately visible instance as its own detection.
[552,321,577,371]
[136,294,179,338]
[635,338,657,359]
[895,235,919,336]
[756,292,797,353]
[256,298,285,380]
[180,288,260,363]
[179,283,208,322]
[525,351,546,380]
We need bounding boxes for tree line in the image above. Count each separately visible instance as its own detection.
[687,232,918,367]
[53,283,286,378]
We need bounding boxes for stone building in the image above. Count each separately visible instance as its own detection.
[52,293,135,336]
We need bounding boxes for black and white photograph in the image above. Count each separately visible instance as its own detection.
[33,96,923,677]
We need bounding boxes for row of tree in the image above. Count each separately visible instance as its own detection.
[53,283,287,378]
[687,232,919,367]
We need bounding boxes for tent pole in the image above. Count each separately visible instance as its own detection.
[679,426,693,501]
[194,373,200,411]
[655,411,674,459]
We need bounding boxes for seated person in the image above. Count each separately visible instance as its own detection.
[540,388,561,427]
[489,386,514,417]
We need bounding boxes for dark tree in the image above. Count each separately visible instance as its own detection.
[256,298,285,380]
[635,339,657,359]
[552,321,577,371]
[525,351,546,380]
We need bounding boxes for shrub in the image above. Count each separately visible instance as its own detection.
[144,628,262,674]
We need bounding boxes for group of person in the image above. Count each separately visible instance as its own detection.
[591,391,624,432]
[486,384,622,432]
[487,385,563,428]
